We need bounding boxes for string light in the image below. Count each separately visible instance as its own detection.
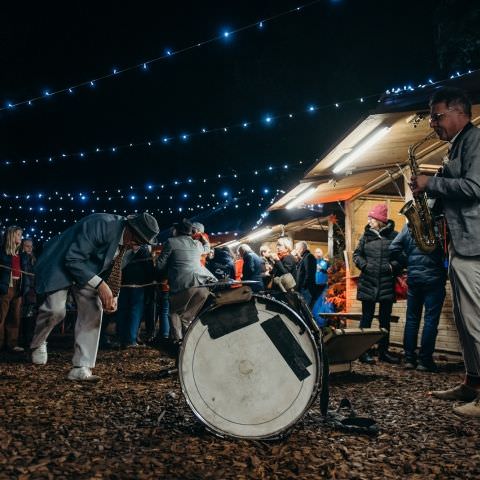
[6,67,475,169]
[0,188,281,244]
[1,0,327,112]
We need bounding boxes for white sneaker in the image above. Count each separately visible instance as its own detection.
[31,342,48,365]
[11,346,25,353]
[67,367,101,382]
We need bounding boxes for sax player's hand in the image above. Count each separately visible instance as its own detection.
[410,175,430,194]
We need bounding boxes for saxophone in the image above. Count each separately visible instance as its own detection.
[400,132,439,253]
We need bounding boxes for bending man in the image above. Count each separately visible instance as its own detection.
[30,212,159,381]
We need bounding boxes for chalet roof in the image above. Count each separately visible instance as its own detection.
[269,70,480,210]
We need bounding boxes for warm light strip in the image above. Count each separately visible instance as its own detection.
[332,126,391,174]
[285,187,316,210]
[246,227,272,241]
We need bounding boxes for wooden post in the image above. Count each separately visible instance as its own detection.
[327,218,334,259]
[344,200,354,311]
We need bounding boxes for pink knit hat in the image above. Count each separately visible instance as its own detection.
[368,204,388,223]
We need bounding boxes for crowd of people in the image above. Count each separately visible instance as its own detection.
[0,202,455,383]
[353,202,446,369]
[0,86,479,418]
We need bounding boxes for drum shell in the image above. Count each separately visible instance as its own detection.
[179,294,322,440]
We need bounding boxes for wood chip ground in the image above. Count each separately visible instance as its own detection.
[1,337,479,479]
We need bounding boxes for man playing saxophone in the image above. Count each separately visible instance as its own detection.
[411,87,480,417]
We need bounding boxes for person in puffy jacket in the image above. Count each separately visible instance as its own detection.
[353,204,400,364]
[206,246,236,280]
[237,244,264,292]
[389,224,447,372]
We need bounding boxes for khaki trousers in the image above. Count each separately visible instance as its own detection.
[0,283,22,349]
[31,285,103,368]
[449,246,480,377]
[169,286,210,341]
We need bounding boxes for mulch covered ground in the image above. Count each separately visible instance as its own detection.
[1,337,479,480]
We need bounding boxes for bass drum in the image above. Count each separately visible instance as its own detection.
[179,294,322,440]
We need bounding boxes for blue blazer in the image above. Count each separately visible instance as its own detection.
[242,251,264,292]
[34,213,126,294]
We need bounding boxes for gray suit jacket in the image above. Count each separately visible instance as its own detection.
[35,213,126,294]
[156,235,216,294]
[427,123,480,256]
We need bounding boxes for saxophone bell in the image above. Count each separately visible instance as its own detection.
[401,132,442,254]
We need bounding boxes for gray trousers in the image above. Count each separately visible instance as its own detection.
[449,246,480,377]
[31,285,103,368]
[169,286,210,342]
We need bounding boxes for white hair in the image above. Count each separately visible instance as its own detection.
[295,241,308,252]
[276,237,293,252]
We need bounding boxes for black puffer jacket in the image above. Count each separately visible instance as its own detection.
[353,220,399,302]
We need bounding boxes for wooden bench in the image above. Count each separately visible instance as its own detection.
[317,312,399,328]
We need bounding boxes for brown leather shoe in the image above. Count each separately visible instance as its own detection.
[430,383,478,401]
[453,396,480,417]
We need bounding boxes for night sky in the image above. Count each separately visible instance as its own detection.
[0,0,444,241]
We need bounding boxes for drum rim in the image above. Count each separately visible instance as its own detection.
[178,293,323,440]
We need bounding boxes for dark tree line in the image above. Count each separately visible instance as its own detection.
[434,0,480,71]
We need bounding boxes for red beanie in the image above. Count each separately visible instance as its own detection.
[368,204,388,223]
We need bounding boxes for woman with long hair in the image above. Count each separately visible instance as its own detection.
[0,226,30,352]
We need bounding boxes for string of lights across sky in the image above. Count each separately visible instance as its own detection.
[3,1,472,116]
[0,160,301,197]
[2,0,326,112]
[3,68,477,169]
[0,186,284,214]
[0,188,282,242]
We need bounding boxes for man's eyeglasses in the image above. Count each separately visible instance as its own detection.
[429,108,456,123]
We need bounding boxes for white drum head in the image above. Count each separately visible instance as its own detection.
[179,295,320,439]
